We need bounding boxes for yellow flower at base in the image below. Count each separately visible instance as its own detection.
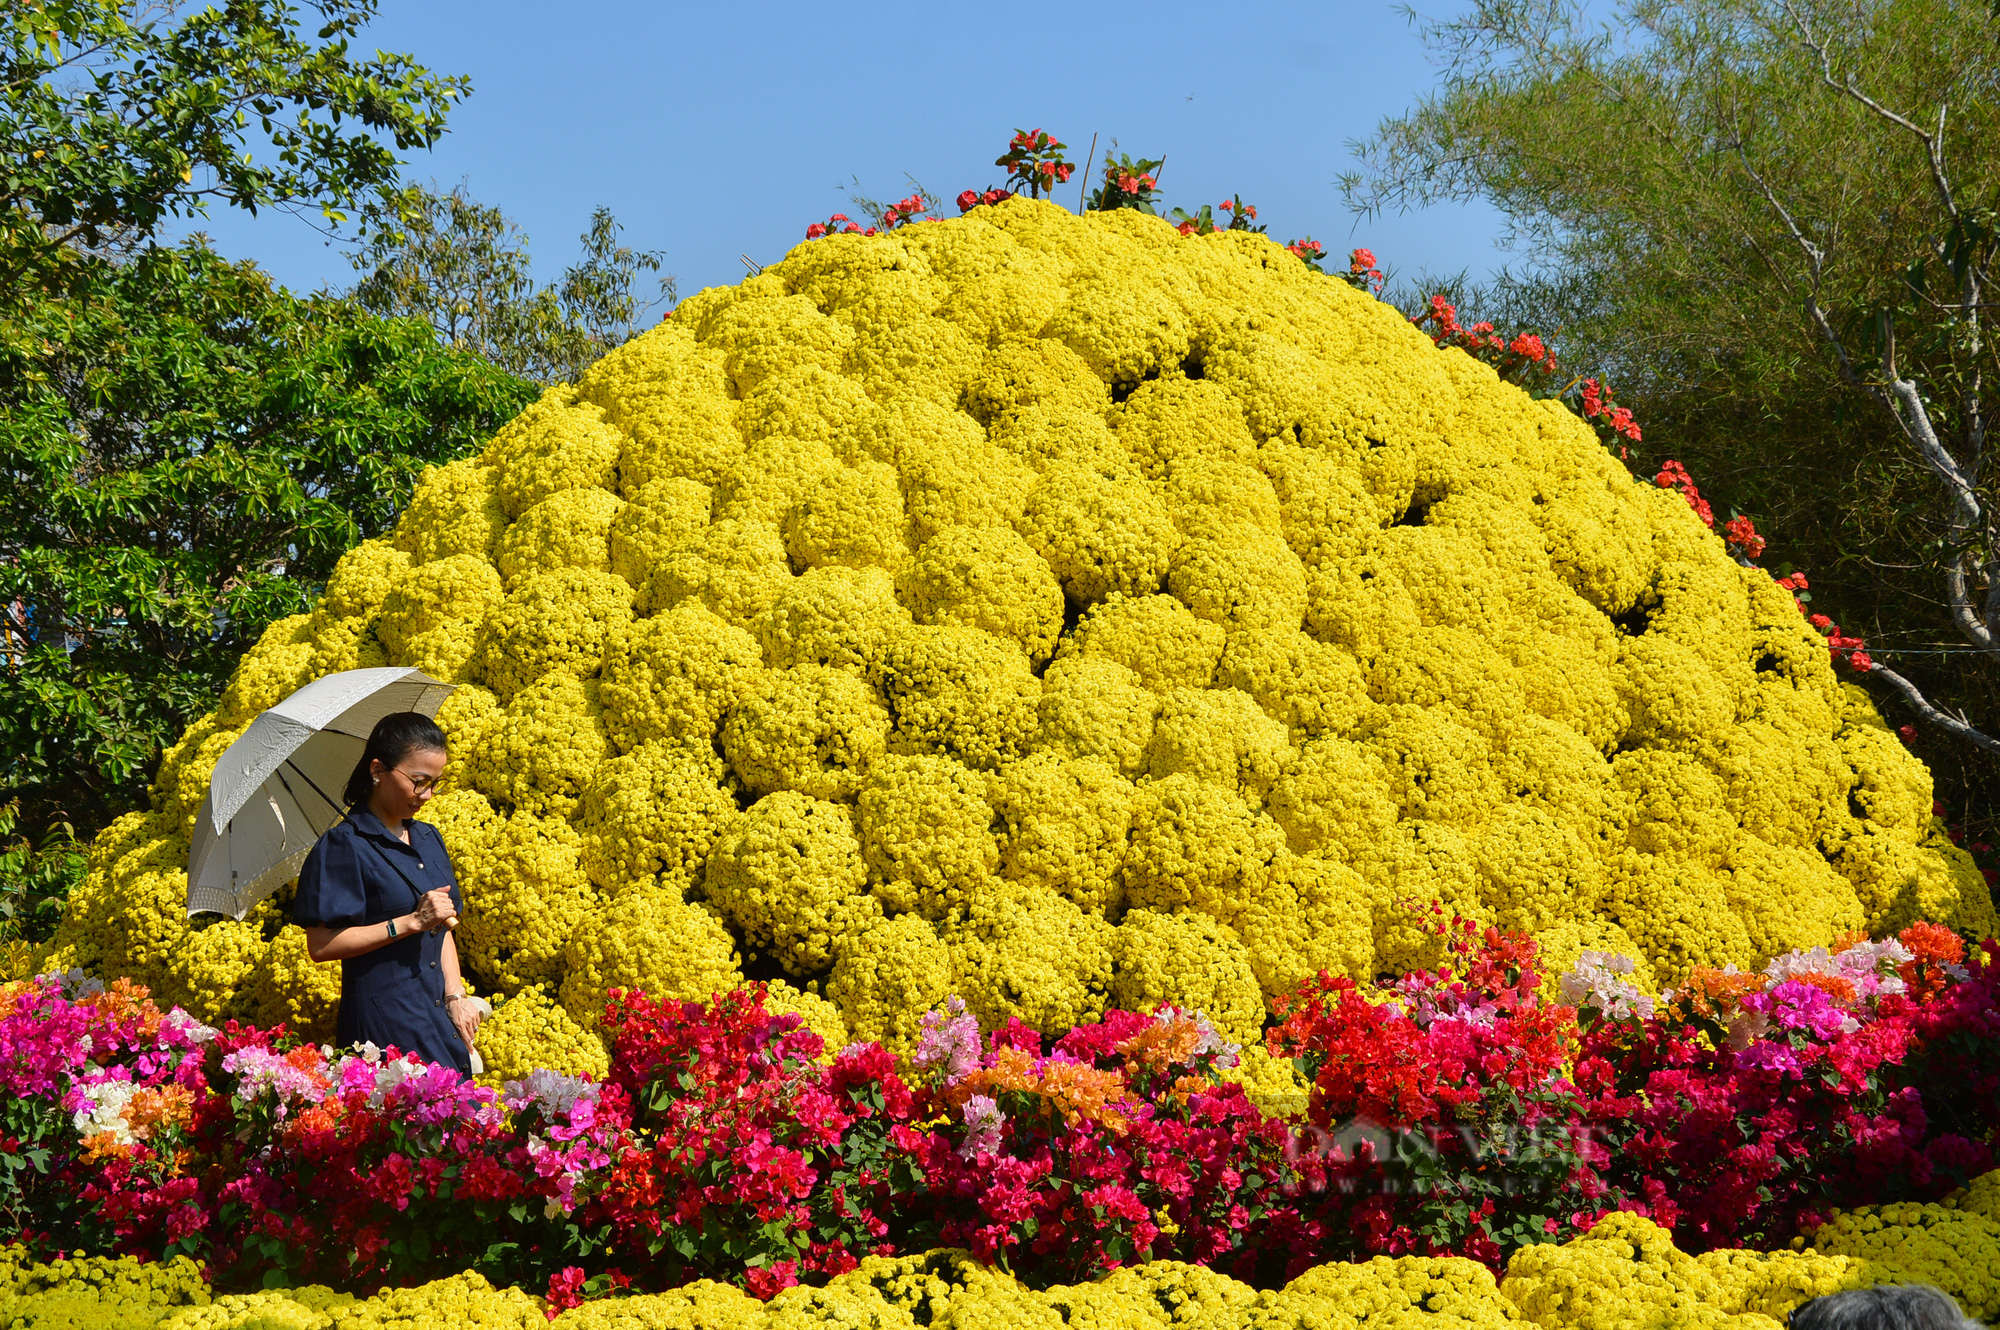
[4,1174,1999,1326]
[1812,1200,2000,1321]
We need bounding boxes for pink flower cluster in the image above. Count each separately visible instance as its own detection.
[1581,926,1998,1246]
[0,971,638,1291]
[892,1005,1296,1284]
[1267,919,1607,1268]
[592,986,915,1296]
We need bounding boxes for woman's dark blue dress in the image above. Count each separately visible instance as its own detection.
[292,808,471,1076]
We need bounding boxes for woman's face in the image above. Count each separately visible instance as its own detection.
[369,746,447,822]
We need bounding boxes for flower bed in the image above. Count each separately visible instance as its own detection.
[15,175,2000,1328]
[4,919,1996,1322]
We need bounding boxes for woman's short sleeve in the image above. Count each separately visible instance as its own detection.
[293,828,369,928]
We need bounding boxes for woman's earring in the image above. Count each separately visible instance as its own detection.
[372,776,380,785]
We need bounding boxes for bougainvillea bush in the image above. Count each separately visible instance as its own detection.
[5,920,1997,1312]
[28,192,1995,1071]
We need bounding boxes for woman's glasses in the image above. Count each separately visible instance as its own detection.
[392,768,441,794]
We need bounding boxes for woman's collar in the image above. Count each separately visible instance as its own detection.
[349,807,412,840]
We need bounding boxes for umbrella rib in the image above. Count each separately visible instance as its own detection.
[275,757,347,821]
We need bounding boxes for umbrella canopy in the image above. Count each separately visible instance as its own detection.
[186,667,454,919]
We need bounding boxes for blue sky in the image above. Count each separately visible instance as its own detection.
[181,0,1511,303]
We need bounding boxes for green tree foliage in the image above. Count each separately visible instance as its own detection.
[0,241,533,833]
[0,801,82,947]
[0,1,538,843]
[1346,0,2000,805]
[346,181,674,386]
[3,0,466,296]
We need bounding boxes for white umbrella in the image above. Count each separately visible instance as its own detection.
[186,667,455,919]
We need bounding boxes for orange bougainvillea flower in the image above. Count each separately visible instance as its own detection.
[1116,1015,1204,1073]
[949,1044,1134,1133]
[124,1084,195,1139]
[1900,921,1965,967]
[79,1131,135,1164]
[1672,966,1769,1022]
[1034,1059,1131,1133]
[82,977,165,1040]
[1897,921,1968,999]
[1789,972,1859,1006]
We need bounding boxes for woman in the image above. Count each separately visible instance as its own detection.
[294,711,481,1074]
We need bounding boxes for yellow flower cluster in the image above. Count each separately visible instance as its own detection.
[1810,1199,2000,1321]
[1109,909,1264,1046]
[45,196,1996,1055]
[168,1289,352,1330]
[827,912,952,1055]
[1220,1042,1312,1120]
[0,1246,212,1325]
[12,1176,2000,1327]
[320,1271,545,1328]
[947,881,1112,1035]
[559,887,741,1027]
[473,984,610,1088]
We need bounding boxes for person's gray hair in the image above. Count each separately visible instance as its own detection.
[1789,1285,1981,1330]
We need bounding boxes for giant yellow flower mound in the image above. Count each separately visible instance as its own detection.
[44,196,1994,1043]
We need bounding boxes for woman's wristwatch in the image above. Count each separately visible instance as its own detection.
[445,991,467,1004]
[386,916,399,940]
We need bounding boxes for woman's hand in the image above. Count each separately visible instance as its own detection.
[412,888,458,933]
[449,994,482,1047]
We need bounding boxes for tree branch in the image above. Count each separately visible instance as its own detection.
[1865,662,2000,757]
[1779,0,1961,222]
